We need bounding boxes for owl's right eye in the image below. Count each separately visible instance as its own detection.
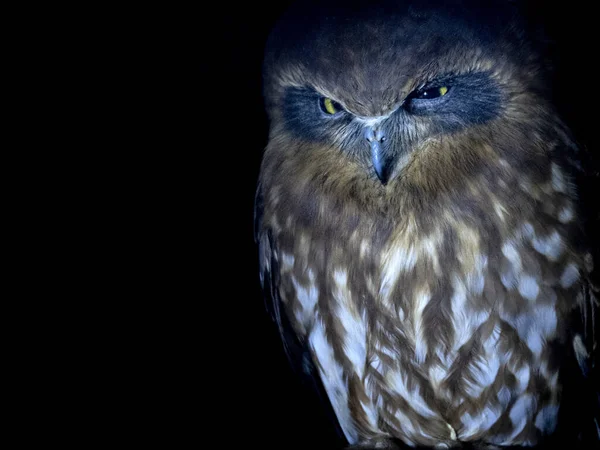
[319,97,343,115]
[413,86,449,100]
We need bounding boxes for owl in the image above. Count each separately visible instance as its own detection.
[255,0,598,448]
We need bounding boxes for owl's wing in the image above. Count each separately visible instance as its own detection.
[254,184,347,444]
[254,183,304,373]
[570,280,600,442]
[567,148,600,442]
[578,146,600,441]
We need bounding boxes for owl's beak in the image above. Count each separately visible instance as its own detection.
[365,126,393,184]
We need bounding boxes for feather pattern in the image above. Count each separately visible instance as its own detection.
[256,0,599,447]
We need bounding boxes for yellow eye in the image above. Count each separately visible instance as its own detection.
[414,86,449,99]
[324,98,337,114]
[320,97,342,115]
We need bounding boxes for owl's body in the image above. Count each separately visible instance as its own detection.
[256,1,598,448]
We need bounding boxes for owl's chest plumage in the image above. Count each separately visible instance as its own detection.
[257,0,599,446]
[268,173,583,447]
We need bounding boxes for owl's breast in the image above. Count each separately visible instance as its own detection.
[272,200,584,446]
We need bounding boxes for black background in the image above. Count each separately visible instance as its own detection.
[192,2,597,448]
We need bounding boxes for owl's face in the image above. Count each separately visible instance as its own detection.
[279,71,503,184]
[263,0,555,205]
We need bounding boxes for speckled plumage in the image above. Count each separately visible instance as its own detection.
[255,1,598,448]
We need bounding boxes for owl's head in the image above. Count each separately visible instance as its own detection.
[262,0,560,203]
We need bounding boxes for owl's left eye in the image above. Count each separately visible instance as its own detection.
[319,97,344,115]
[414,86,449,99]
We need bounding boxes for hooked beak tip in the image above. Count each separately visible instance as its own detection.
[370,141,390,185]
[365,126,392,185]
